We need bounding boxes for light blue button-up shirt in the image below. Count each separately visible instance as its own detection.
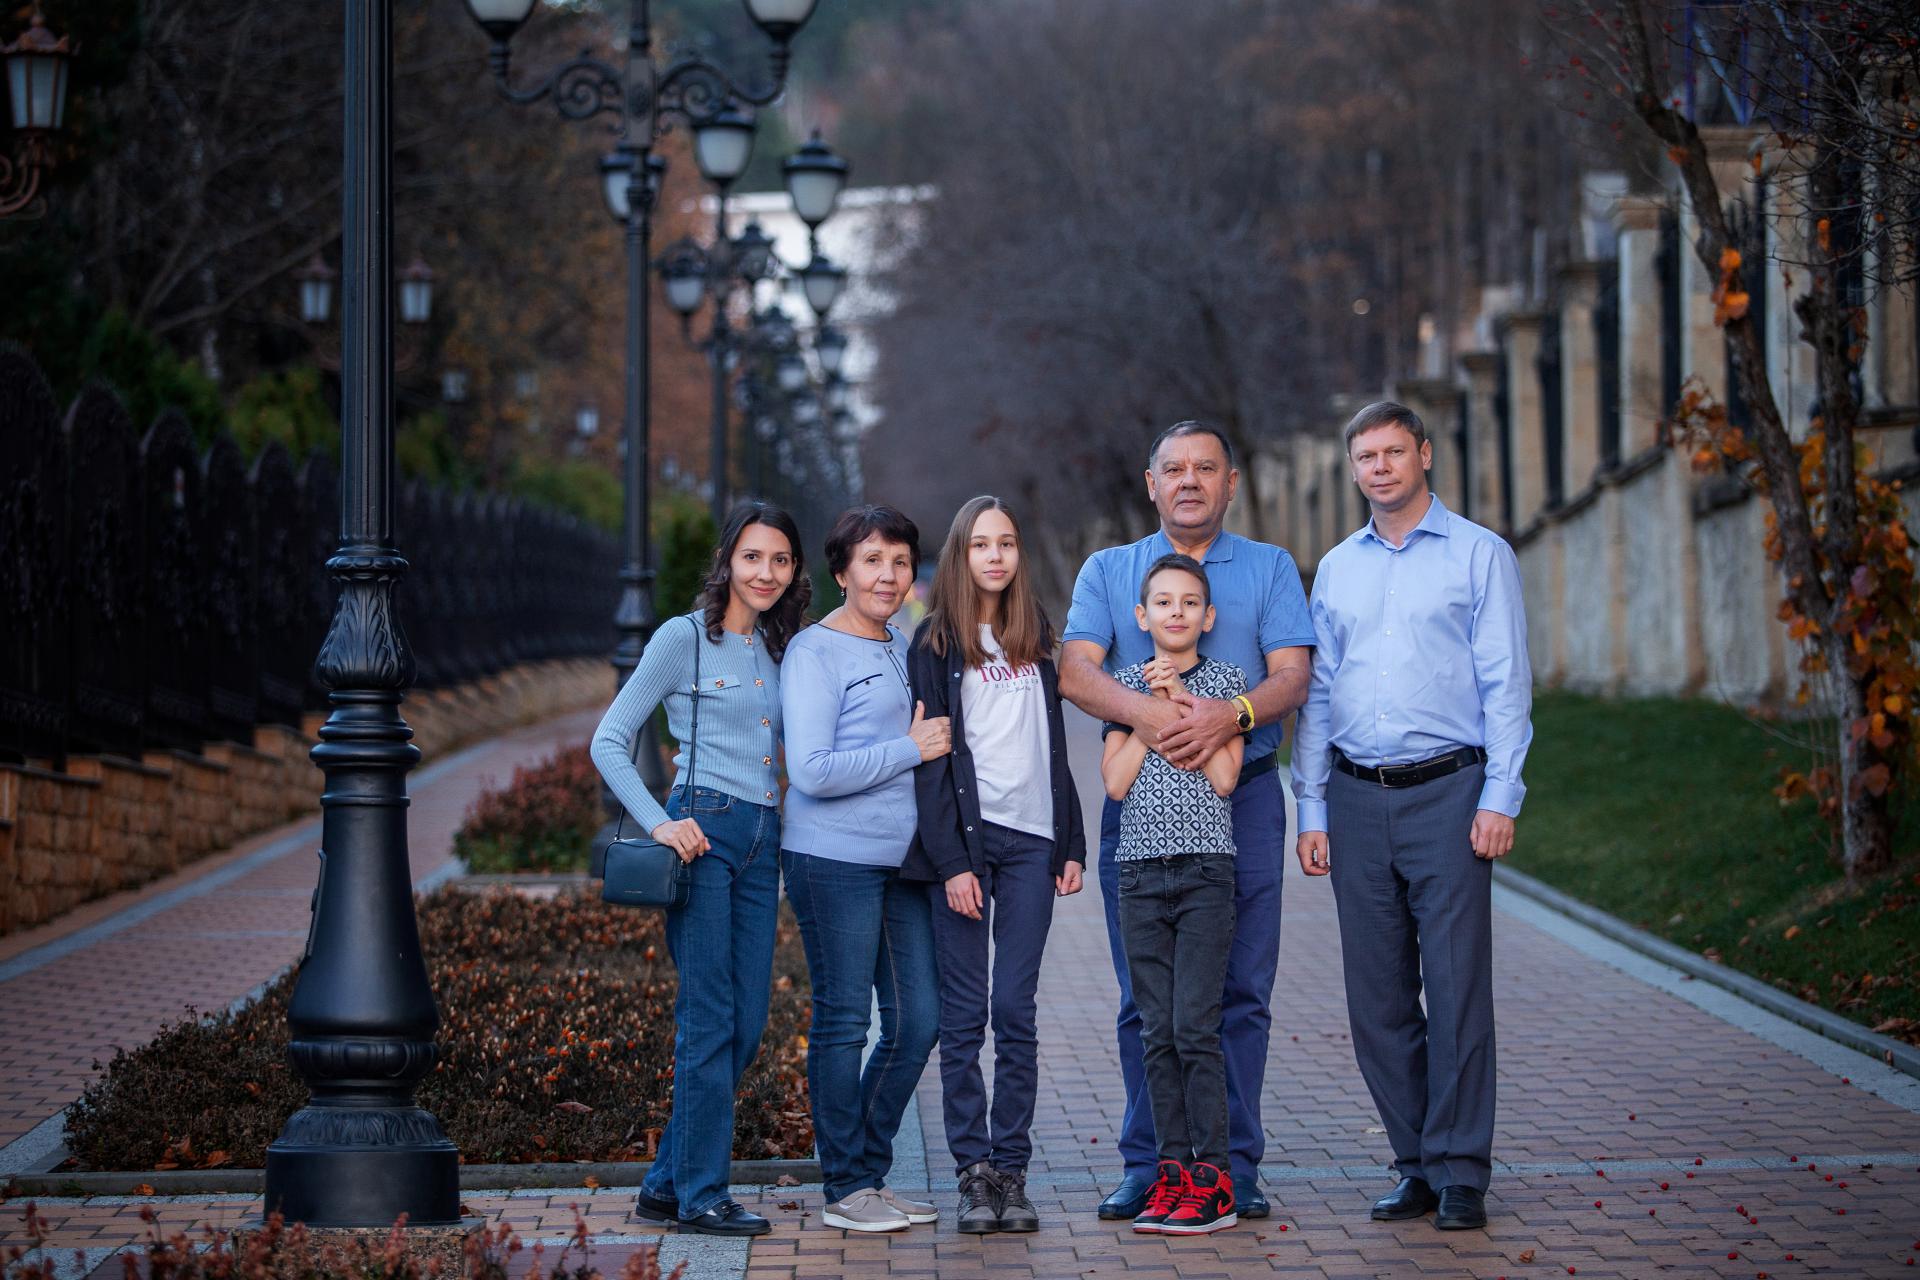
[1064,528,1315,762]
[1291,494,1532,832]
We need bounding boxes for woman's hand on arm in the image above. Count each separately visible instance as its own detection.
[944,870,983,919]
[909,700,952,762]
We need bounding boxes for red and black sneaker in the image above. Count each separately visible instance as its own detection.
[1132,1160,1190,1233]
[1160,1161,1237,1235]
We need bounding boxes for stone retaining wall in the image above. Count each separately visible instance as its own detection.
[0,657,611,936]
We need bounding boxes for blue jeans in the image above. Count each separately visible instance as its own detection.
[928,822,1056,1174]
[782,849,940,1204]
[640,787,782,1219]
[1098,769,1286,1187]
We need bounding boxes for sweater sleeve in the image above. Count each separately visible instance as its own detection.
[589,616,694,835]
[781,636,923,798]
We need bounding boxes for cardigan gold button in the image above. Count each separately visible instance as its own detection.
[755,678,764,686]
[766,791,775,799]
[761,717,770,726]
[762,755,772,765]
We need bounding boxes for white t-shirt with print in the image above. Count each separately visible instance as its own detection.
[961,624,1055,840]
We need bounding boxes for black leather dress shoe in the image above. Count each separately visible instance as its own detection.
[1371,1176,1439,1221]
[1240,1185,1270,1219]
[678,1199,772,1236]
[1097,1173,1153,1220]
[633,1187,677,1223]
[1433,1185,1488,1230]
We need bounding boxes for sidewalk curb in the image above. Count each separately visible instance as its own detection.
[1494,863,1920,1080]
[2,1159,821,1199]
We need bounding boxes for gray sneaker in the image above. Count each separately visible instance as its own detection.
[957,1163,1002,1234]
[995,1168,1039,1232]
[876,1185,938,1224]
[822,1187,910,1233]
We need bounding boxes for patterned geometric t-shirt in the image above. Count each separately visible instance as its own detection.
[1102,656,1247,861]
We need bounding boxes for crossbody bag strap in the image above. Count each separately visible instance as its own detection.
[686,613,702,795]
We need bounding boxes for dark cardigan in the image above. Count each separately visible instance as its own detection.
[899,616,1087,882]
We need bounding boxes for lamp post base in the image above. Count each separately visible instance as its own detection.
[265,1107,461,1228]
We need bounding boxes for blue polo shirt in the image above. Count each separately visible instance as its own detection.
[1063,529,1316,761]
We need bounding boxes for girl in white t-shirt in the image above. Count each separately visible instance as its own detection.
[902,495,1088,1235]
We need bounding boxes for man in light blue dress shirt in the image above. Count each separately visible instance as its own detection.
[1290,401,1532,1233]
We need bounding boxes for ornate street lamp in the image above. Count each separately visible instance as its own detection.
[1,6,75,219]
[463,0,817,790]
[657,237,709,318]
[576,403,600,437]
[783,128,847,242]
[265,0,460,1231]
[692,104,756,186]
[814,323,847,375]
[796,252,846,319]
[776,349,807,394]
[441,368,470,403]
[297,254,337,325]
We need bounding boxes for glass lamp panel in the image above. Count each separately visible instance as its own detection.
[601,162,632,221]
[742,0,818,38]
[441,369,470,403]
[400,278,431,324]
[785,169,843,227]
[300,278,331,325]
[694,117,755,184]
[6,56,25,130]
[576,405,600,437]
[801,261,844,316]
[816,327,847,374]
[777,355,807,393]
[466,0,538,23]
[665,271,706,316]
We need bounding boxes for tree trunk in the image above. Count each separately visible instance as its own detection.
[1824,634,1896,878]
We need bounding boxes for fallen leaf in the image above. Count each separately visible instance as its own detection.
[134,1184,156,1197]
[1519,1249,1535,1264]
[775,1174,800,1187]
[557,1101,593,1115]
[1784,925,1802,941]
[582,1175,601,1190]
[202,1151,232,1169]
[777,1201,800,1212]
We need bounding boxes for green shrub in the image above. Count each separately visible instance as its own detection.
[230,365,338,463]
[511,456,622,533]
[653,495,716,618]
[453,745,603,874]
[63,887,814,1169]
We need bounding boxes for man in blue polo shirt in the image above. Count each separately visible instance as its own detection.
[1060,420,1315,1221]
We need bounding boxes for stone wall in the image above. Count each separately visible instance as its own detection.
[1251,128,1917,711]
[0,656,611,937]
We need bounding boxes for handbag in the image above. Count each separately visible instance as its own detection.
[602,616,703,909]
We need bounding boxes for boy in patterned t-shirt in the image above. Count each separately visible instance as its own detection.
[1099,552,1246,1236]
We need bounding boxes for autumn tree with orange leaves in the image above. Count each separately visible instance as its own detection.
[1547,0,1919,878]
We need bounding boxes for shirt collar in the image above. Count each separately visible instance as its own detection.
[1149,527,1237,563]
[1359,492,1450,549]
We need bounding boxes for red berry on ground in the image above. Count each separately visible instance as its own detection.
[1660,1182,1669,1190]
[1729,1252,1739,1260]
[1648,1209,1656,1216]
[1697,1158,1705,1166]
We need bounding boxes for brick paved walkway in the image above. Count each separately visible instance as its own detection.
[7,707,1920,1278]
[0,705,604,1155]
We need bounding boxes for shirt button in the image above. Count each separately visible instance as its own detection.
[1385,629,1392,636]
[755,678,764,686]
[762,755,772,765]
[761,717,770,726]
[766,791,775,800]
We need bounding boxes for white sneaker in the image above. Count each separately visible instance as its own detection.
[876,1185,938,1224]
[822,1187,910,1232]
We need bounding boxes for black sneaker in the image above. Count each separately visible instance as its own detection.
[957,1162,1002,1234]
[995,1168,1038,1232]
[1159,1161,1237,1235]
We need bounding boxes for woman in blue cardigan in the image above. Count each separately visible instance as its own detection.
[591,501,808,1238]
[901,495,1086,1234]
[780,504,952,1234]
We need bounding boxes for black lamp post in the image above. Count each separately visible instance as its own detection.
[264,0,461,1229]
[462,0,817,760]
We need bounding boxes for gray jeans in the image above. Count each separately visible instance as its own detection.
[1116,852,1236,1168]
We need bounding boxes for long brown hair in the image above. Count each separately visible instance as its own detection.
[925,495,1053,669]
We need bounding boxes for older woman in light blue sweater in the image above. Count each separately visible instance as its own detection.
[781,505,952,1234]
[591,502,809,1239]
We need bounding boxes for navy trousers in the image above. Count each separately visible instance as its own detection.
[927,821,1057,1174]
[1097,769,1286,1188]
[1327,762,1495,1192]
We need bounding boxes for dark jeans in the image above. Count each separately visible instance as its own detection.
[927,822,1056,1174]
[640,787,782,1219]
[1098,770,1285,1185]
[782,849,941,1204]
[1116,852,1236,1169]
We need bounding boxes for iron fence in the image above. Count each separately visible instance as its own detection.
[0,345,618,767]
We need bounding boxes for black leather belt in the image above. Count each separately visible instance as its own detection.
[1238,750,1278,787]
[1334,746,1486,789]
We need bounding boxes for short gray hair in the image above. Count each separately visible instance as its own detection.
[1148,420,1235,470]
[1341,401,1427,454]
